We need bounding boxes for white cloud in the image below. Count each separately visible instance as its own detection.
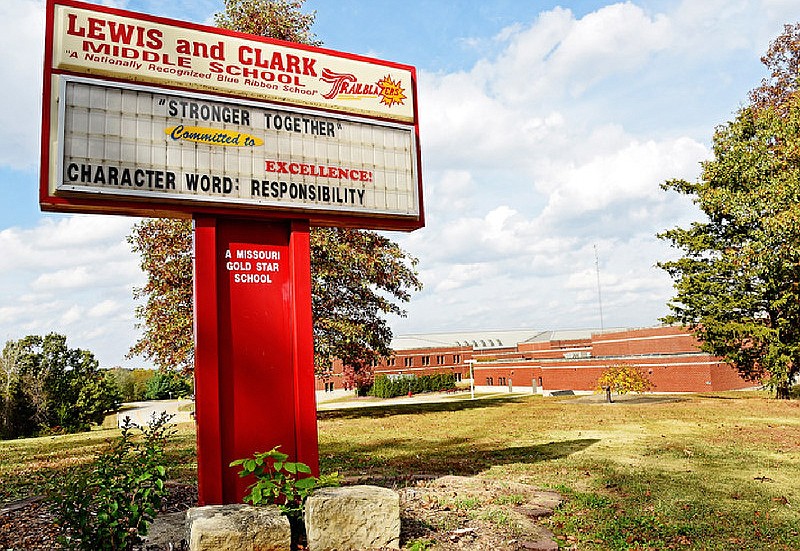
[0,0,44,169]
[60,305,83,325]
[88,299,122,318]
[670,0,787,56]
[393,1,777,337]
[536,137,709,228]
[0,216,138,273]
[0,215,145,367]
[424,170,475,213]
[32,267,92,291]
[434,263,499,293]
[489,3,673,102]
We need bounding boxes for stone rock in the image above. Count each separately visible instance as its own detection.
[186,504,291,551]
[305,485,400,551]
[139,511,189,550]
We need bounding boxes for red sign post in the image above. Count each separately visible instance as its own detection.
[40,0,422,505]
[193,217,318,503]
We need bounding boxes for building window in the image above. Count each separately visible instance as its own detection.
[486,377,493,385]
[455,372,462,382]
[436,355,445,365]
[421,356,430,366]
[388,357,396,367]
[404,357,413,367]
[453,354,461,364]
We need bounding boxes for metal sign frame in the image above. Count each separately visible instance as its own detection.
[55,76,420,220]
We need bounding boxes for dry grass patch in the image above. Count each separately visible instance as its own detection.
[318,392,800,549]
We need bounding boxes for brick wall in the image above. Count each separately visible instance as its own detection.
[319,326,753,394]
[591,326,699,356]
[709,361,755,391]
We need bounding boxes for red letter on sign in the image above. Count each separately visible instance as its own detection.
[66,13,86,37]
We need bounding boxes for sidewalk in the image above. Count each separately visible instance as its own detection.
[316,387,534,411]
[117,399,194,427]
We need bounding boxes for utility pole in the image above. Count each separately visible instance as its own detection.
[594,245,605,332]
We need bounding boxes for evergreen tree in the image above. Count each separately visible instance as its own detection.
[144,371,193,400]
[659,93,800,398]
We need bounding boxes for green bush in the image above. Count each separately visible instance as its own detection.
[52,413,174,550]
[369,373,456,398]
[144,370,193,400]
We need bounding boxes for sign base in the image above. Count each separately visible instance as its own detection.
[193,216,318,505]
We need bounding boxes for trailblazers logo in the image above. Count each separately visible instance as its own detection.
[320,68,406,107]
[375,75,406,107]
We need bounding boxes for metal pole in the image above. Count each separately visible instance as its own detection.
[465,360,475,400]
[594,244,605,331]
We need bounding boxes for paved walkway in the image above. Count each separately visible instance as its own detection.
[316,388,534,411]
[117,399,193,428]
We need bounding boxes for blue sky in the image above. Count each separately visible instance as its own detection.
[0,0,797,367]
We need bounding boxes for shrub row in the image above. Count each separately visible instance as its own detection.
[369,373,457,398]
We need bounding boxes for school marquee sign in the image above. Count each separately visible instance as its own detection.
[41,0,424,230]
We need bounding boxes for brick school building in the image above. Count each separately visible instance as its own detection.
[316,325,753,395]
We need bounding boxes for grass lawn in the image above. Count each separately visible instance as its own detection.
[0,421,198,502]
[316,392,800,550]
[1,391,798,549]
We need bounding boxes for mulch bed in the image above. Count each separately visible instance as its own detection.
[0,482,197,551]
[0,477,562,550]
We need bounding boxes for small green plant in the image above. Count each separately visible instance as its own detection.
[52,412,174,551]
[231,448,340,550]
[493,493,526,506]
[230,446,330,519]
[477,508,514,527]
[406,538,434,551]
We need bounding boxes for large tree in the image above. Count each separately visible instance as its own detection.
[129,221,421,376]
[128,0,421,379]
[129,219,194,373]
[214,0,319,44]
[659,25,800,399]
[310,228,421,373]
[659,93,800,398]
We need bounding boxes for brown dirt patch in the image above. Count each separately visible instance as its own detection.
[398,475,561,550]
